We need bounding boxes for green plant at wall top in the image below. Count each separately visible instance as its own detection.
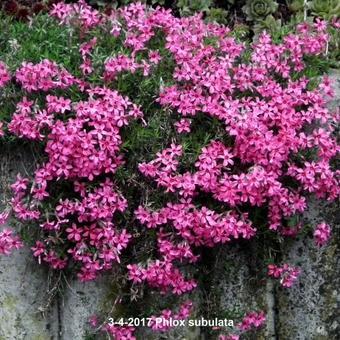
[253,14,281,36]
[177,0,213,16]
[242,0,279,22]
[309,0,340,21]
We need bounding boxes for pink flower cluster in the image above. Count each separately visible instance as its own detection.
[79,37,97,75]
[31,179,131,280]
[127,234,197,295]
[103,324,136,340]
[148,300,193,331]
[0,210,23,257]
[5,75,143,280]
[219,310,266,339]
[104,55,139,80]
[50,0,101,29]
[219,336,240,340]
[156,23,338,227]
[9,97,46,140]
[238,311,266,331]
[104,50,161,80]
[268,264,301,288]
[314,222,331,247]
[0,228,23,255]
[10,174,40,221]
[135,199,255,247]
[15,60,76,92]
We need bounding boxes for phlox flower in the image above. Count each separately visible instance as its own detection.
[219,335,240,340]
[0,229,23,255]
[0,121,4,137]
[314,222,331,247]
[238,311,266,332]
[148,50,161,64]
[175,118,191,134]
[268,264,300,288]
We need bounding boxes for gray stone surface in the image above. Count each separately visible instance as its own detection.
[216,243,267,339]
[0,146,59,340]
[271,70,340,340]
[0,246,59,340]
[276,200,339,340]
[59,276,113,340]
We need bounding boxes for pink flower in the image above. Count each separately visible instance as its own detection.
[149,50,161,64]
[11,174,29,194]
[66,223,82,242]
[127,264,145,283]
[80,59,93,75]
[175,119,191,134]
[88,315,99,328]
[268,264,300,288]
[314,18,327,32]
[79,37,97,57]
[46,95,72,114]
[104,324,136,340]
[15,60,75,92]
[332,18,340,29]
[268,264,283,278]
[314,222,331,247]
[0,121,4,137]
[0,210,10,226]
[219,336,240,340]
[0,229,23,255]
[238,311,266,331]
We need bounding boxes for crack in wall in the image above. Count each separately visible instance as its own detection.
[265,279,278,340]
[57,295,62,340]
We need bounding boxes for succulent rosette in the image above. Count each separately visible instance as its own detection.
[243,0,279,21]
[310,0,340,20]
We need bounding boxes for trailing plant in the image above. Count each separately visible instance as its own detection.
[0,1,339,339]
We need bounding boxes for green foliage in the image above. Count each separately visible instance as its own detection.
[286,0,304,13]
[206,7,229,24]
[232,23,251,40]
[0,14,80,73]
[177,0,213,16]
[287,0,340,21]
[242,0,279,22]
[309,0,340,21]
[0,14,81,127]
[253,14,281,36]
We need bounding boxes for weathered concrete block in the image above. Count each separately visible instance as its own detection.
[0,247,59,340]
[0,145,58,340]
[59,275,113,340]
[276,200,339,340]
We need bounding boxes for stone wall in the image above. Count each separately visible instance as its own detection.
[0,72,339,340]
